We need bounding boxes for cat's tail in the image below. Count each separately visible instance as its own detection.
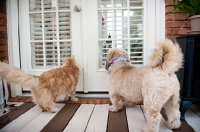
[149,39,183,73]
[0,62,39,88]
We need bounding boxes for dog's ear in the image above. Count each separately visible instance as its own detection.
[105,58,110,70]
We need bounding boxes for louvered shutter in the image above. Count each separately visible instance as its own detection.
[29,0,71,69]
[98,0,144,68]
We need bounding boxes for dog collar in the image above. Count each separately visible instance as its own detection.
[107,57,130,74]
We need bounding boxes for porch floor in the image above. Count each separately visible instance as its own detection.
[0,97,200,132]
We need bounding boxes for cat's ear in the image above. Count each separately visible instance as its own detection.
[63,58,67,62]
[72,55,75,60]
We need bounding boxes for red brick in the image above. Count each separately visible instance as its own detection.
[0,45,7,51]
[101,98,109,104]
[174,28,190,35]
[0,32,7,38]
[165,29,173,35]
[94,99,101,104]
[173,13,189,21]
[0,19,6,26]
[182,21,191,28]
[87,99,95,104]
[0,26,7,32]
[0,12,6,19]
[81,98,88,104]
[166,14,173,21]
[165,0,175,6]
[166,21,182,28]
[0,38,8,45]
[165,6,173,14]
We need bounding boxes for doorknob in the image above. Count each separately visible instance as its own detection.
[74,5,81,12]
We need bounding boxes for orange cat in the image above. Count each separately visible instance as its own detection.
[0,56,79,113]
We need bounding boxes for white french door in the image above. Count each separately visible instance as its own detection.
[84,0,164,92]
[19,0,84,91]
[15,0,164,93]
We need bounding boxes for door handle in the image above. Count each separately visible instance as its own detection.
[74,5,81,12]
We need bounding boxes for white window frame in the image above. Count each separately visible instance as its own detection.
[7,0,165,97]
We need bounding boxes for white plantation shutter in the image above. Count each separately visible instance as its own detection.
[29,0,71,69]
[98,0,144,68]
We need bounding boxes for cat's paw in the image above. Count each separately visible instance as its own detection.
[71,97,78,102]
[50,108,58,113]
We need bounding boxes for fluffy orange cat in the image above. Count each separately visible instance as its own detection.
[0,56,79,113]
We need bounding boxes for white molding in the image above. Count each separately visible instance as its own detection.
[82,0,88,93]
[155,0,165,41]
[7,0,22,97]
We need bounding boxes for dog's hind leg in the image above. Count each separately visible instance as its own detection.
[109,93,123,112]
[142,87,171,132]
[163,94,181,129]
[142,102,162,132]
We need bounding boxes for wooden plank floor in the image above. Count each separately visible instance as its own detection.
[0,102,199,132]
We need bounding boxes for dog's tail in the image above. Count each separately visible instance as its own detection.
[0,62,39,88]
[149,39,183,73]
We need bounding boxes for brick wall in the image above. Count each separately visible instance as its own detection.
[165,0,191,42]
[0,0,8,61]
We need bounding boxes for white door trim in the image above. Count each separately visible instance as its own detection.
[7,0,22,97]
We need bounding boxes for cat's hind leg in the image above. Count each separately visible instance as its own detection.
[70,88,78,102]
[38,89,58,113]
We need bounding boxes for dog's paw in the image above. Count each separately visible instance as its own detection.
[165,119,181,129]
[141,126,148,132]
[71,97,78,102]
[109,105,119,112]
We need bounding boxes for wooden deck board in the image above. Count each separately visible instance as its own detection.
[85,104,109,132]
[190,104,200,117]
[0,103,199,132]
[185,108,200,131]
[20,103,64,132]
[107,107,128,132]
[63,104,94,132]
[0,103,35,129]
[126,105,146,132]
[41,104,80,132]
[0,105,42,132]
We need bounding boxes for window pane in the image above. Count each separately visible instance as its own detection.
[31,42,44,69]
[29,0,72,69]
[44,12,57,40]
[113,0,127,8]
[60,41,71,65]
[58,0,70,10]
[98,0,112,8]
[59,12,71,40]
[113,9,128,38]
[30,13,43,40]
[99,40,112,68]
[30,0,41,12]
[98,0,144,68]
[98,10,112,38]
[44,0,56,11]
[130,40,143,64]
[130,9,143,38]
[45,42,58,68]
[129,0,143,7]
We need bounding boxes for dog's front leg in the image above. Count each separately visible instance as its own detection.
[109,93,123,112]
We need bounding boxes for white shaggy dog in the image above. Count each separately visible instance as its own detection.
[105,39,183,132]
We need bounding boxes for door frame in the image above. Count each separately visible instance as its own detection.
[7,0,165,97]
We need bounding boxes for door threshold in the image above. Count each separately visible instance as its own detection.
[18,92,109,98]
